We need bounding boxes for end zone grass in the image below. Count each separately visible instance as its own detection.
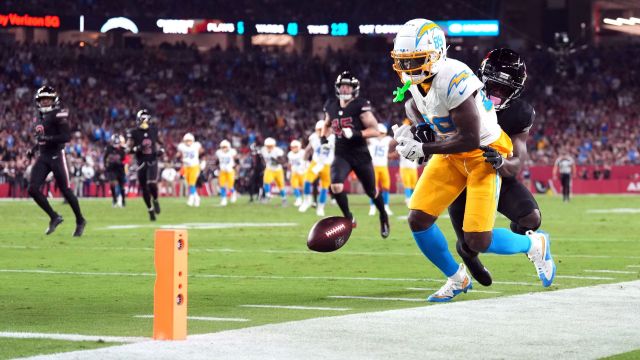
[1,194,639,358]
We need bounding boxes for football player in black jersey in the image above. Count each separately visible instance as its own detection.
[321,71,390,238]
[27,86,86,236]
[447,48,541,286]
[104,134,127,208]
[127,109,163,221]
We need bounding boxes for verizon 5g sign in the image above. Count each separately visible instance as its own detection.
[0,13,60,28]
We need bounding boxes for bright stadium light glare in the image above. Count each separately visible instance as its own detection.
[617,17,635,26]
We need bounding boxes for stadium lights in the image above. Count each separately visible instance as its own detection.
[100,17,139,33]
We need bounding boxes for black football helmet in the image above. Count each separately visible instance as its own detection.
[136,109,151,129]
[34,85,61,113]
[335,71,360,101]
[478,48,527,111]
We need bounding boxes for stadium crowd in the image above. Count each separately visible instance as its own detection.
[1,40,639,196]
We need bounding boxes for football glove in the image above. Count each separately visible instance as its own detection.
[342,128,361,139]
[412,125,436,144]
[396,136,425,161]
[391,124,412,141]
[479,145,504,169]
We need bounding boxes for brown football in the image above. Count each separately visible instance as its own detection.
[307,216,353,252]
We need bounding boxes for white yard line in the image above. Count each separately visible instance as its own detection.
[0,269,541,286]
[100,222,298,230]
[327,296,425,302]
[585,269,637,274]
[239,305,351,311]
[21,280,640,360]
[627,265,640,268]
[406,287,502,294]
[553,275,615,280]
[134,315,249,322]
[0,332,146,343]
[4,244,640,259]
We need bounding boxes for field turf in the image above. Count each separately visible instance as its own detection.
[1,194,639,359]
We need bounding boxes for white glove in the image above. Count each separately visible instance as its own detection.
[312,162,324,174]
[342,128,354,139]
[392,124,412,141]
[396,136,425,161]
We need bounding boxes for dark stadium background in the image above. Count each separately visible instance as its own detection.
[1,0,639,197]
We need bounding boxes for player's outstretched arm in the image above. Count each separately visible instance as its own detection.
[404,98,424,125]
[421,95,480,155]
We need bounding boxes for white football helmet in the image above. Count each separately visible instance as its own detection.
[183,133,195,143]
[391,19,447,84]
[290,139,301,150]
[220,139,231,149]
[264,137,276,147]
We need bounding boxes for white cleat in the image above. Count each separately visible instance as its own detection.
[230,192,237,203]
[384,205,393,216]
[427,264,473,302]
[298,199,312,213]
[194,195,201,207]
[526,230,556,287]
[316,204,325,217]
[116,195,123,208]
[220,197,228,206]
[294,198,302,207]
[187,195,195,207]
[368,206,376,216]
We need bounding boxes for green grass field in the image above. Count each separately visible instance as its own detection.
[1,194,639,359]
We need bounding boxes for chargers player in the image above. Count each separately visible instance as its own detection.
[215,140,237,206]
[367,123,393,216]
[287,140,306,207]
[176,133,204,207]
[391,19,555,302]
[261,137,286,205]
[299,120,335,216]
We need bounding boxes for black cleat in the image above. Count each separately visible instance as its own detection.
[73,219,87,237]
[46,215,64,235]
[380,215,390,239]
[149,210,156,221]
[153,199,161,214]
[456,241,492,286]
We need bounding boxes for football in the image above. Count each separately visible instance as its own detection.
[307,216,353,252]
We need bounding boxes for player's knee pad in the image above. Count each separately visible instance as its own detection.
[330,183,344,194]
[463,233,492,253]
[407,210,436,232]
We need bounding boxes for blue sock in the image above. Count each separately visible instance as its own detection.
[369,198,374,205]
[293,188,301,198]
[382,190,389,205]
[303,181,312,195]
[220,187,227,198]
[189,185,196,195]
[413,224,459,277]
[485,228,532,255]
[404,188,412,200]
[263,184,271,195]
[280,189,286,199]
[319,188,327,204]
[115,185,121,197]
